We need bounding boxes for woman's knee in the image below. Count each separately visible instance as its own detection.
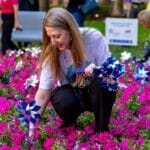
[50,84,81,120]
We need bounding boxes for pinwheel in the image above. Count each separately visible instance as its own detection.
[74,57,126,91]
[24,74,39,89]
[17,100,41,144]
[134,65,150,84]
[17,100,41,126]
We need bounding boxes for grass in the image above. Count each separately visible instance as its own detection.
[85,20,150,59]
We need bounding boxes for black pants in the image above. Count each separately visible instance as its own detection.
[1,14,18,54]
[50,78,116,133]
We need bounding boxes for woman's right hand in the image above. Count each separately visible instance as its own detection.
[84,63,96,77]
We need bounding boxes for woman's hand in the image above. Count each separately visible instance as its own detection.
[84,63,96,77]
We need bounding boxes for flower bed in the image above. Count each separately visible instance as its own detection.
[0,48,150,150]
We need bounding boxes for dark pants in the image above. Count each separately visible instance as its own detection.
[50,78,116,133]
[1,14,18,55]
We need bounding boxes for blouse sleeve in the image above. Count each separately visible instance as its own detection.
[94,33,111,65]
[39,65,55,90]
[81,27,111,66]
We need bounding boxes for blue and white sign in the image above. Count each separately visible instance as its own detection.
[105,18,138,46]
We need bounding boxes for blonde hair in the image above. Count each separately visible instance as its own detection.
[39,7,85,86]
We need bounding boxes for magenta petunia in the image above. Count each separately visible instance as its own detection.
[1,48,150,149]
[43,137,55,150]
[0,97,11,114]
[0,122,8,136]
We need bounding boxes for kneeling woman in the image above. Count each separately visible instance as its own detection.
[35,7,116,134]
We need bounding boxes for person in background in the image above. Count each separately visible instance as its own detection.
[129,0,141,18]
[138,10,150,61]
[66,0,85,27]
[0,0,21,55]
[123,0,131,18]
[30,7,116,138]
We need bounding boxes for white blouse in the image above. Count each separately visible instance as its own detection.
[39,27,111,90]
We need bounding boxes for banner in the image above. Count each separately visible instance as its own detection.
[105,18,138,46]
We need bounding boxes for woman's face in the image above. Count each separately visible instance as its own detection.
[45,26,71,51]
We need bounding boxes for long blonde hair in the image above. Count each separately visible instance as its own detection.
[39,7,85,86]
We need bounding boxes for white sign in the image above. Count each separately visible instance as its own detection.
[105,18,138,46]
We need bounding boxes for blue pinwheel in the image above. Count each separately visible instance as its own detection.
[17,101,41,126]
[134,65,150,84]
[74,57,126,91]
[93,57,125,91]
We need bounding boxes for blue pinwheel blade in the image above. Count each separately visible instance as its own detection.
[74,68,84,73]
[31,118,36,124]
[16,106,23,113]
[18,114,24,120]
[29,101,36,107]
[32,105,41,111]
[22,101,28,109]
[34,114,41,119]
[93,68,102,76]
[18,114,28,125]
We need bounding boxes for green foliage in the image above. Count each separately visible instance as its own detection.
[145,140,150,150]
[52,141,66,150]
[0,107,17,122]
[76,112,94,128]
[0,88,9,96]
[77,134,88,142]
[140,129,150,149]
[0,131,11,146]
[127,94,140,113]
[0,72,10,84]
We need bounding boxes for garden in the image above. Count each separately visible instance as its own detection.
[0,21,150,149]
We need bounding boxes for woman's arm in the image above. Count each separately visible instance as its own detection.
[28,88,51,138]
[35,88,51,115]
[13,3,21,29]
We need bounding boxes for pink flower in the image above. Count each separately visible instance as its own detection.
[146,118,150,129]
[11,146,22,150]
[0,97,11,114]
[0,144,10,150]
[119,139,133,150]
[44,124,53,135]
[134,136,144,146]
[0,122,8,136]
[11,130,25,146]
[43,138,55,150]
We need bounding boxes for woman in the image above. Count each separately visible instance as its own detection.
[34,7,116,134]
[0,0,21,55]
